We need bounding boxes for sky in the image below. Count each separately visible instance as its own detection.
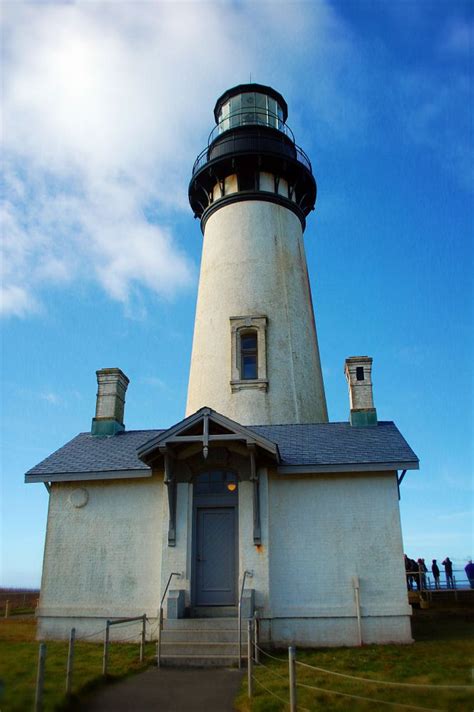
[1,0,472,588]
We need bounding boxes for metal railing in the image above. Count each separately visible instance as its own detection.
[238,569,253,668]
[102,615,146,675]
[192,129,312,176]
[210,109,295,143]
[156,572,181,668]
[405,570,465,592]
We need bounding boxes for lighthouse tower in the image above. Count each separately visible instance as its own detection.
[187,84,328,425]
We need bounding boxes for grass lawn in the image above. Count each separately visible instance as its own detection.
[1,609,473,711]
[235,609,474,711]
[0,617,156,712]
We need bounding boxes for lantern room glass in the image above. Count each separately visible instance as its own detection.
[218,92,285,134]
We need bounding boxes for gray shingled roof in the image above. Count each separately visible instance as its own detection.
[250,422,418,468]
[25,421,418,482]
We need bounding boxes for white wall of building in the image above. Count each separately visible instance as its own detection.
[37,477,163,639]
[186,200,328,425]
[267,470,412,645]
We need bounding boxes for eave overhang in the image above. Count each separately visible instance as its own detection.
[277,460,419,475]
[137,406,280,466]
[24,468,151,484]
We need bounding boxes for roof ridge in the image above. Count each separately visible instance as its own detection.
[249,421,394,427]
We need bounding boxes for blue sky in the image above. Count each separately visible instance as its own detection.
[1,0,472,587]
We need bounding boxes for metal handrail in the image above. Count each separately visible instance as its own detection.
[238,569,253,668]
[102,614,147,675]
[156,572,181,667]
[191,131,312,176]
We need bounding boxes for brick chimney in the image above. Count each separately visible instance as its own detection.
[91,368,129,437]
[344,356,377,427]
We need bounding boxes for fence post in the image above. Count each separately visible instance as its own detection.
[352,576,362,646]
[247,620,253,700]
[140,615,146,662]
[156,607,163,668]
[102,621,110,676]
[66,627,75,694]
[34,643,46,712]
[288,646,297,712]
[253,614,259,664]
[4,600,10,618]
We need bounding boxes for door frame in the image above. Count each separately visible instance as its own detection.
[191,471,239,608]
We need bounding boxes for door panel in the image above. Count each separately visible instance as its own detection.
[195,507,236,606]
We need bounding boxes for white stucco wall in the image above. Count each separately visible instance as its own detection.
[186,200,328,425]
[238,472,270,613]
[159,482,192,608]
[37,477,163,640]
[267,471,412,645]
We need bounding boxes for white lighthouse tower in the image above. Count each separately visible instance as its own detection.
[187,84,328,425]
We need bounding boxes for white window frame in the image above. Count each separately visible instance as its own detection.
[230,315,268,392]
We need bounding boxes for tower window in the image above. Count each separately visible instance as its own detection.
[356,367,364,381]
[241,332,258,379]
[230,315,268,392]
[238,171,256,192]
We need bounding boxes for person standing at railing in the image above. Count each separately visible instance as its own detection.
[431,559,440,589]
[465,560,474,589]
[442,557,454,589]
[417,558,427,589]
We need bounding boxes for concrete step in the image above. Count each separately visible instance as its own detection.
[191,606,238,618]
[161,629,247,643]
[163,617,240,631]
[159,616,251,666]
[160,641,245,656]
[159,653,246,667]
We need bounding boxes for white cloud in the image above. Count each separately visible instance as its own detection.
[40,391,61,405]
[1,0,363,318]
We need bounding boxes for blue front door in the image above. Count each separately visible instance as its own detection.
[193,470,238,607]
[195,506,236,606]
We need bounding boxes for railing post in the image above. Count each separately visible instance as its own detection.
[34,643,46,712]
[288,646,297,712]
[4,600,10,618]
[102,621,110,676]
[140,615,146,662]
[66,628,75,695]
[247,620,253,701]
[253,614,259,664]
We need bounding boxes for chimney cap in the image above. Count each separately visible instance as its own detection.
[96,367,130,384]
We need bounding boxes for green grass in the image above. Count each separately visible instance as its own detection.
[0,618,156,712]
[2,610,473,711]
[235,610,474,711]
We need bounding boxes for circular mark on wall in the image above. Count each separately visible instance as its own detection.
[69,488,89,508]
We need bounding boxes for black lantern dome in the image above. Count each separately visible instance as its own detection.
[189,84,317,231]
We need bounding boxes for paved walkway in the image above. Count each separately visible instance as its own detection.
[81,667,244,712]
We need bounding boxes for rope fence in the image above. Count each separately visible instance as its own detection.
[294,658,474,690]
[246,619,474,712]
[296,680,442,711]
[34,614,153,712]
